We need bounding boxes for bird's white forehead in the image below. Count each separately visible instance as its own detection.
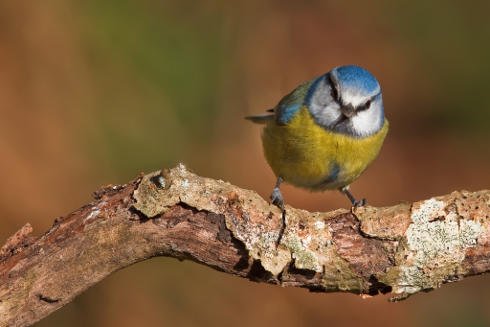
[341,91,371,107]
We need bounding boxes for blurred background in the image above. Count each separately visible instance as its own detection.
[1,0,489,326]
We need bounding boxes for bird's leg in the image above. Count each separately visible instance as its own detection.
[339,186,366,207]
[270,176,285,211]
[270,177,287,246]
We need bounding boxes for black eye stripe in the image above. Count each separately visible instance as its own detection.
[326,73,380,112]
[357,100,371,112]
[356,92,381,112]
[327,73,340,103]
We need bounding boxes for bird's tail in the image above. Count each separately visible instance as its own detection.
[245,111,274,124]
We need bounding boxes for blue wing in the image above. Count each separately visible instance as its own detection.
[274,80,312,125]
[245,79,313,125]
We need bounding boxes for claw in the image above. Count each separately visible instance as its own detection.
[270,177,285,211]
[339,186,367,208]
[270,177,286,245]
[353,198,367,208]
[270,187,285,211]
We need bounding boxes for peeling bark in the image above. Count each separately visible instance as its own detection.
[0,164,489,326]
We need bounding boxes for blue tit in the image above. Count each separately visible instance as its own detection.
[246,65,388,210]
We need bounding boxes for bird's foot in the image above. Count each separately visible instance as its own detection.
[270,187,285,212]
[270,177,286,245]
[352,198,367,208]
[339,186,366,208]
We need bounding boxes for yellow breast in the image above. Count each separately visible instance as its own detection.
[262,107,388,190]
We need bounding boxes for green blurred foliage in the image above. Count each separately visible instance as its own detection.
[78,0,229,177]
[385,0,490,134]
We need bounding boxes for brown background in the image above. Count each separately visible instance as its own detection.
[1,1,489,326]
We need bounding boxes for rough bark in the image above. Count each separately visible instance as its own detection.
[0,164,489,327]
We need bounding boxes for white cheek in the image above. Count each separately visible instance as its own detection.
[351,107,383,136]
[309,78,342,127]
[310,102,341,127]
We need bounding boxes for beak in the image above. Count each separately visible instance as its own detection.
[340,104,356,118]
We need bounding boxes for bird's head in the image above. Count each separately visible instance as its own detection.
[307,65,385,137]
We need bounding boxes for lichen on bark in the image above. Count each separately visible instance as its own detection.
[132,165,364,283]
[131,165,490,300]
[391,196,484,296]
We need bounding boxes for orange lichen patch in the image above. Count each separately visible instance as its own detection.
[0,224,34,261]
[355,203,411,240]
[454,190,490,223]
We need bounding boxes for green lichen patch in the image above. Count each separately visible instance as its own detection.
[283,234,321,272]
[392,197,484,295]
[321,247,366,292]
[279,210,357,277]
[280,210,331,272]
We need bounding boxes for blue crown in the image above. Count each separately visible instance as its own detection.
[333,65,380,95]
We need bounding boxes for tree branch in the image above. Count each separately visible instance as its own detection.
[1,164,489,326]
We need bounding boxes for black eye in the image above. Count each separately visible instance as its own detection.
[358,100,371,112]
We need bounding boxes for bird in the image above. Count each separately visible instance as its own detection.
[246,65,388,210]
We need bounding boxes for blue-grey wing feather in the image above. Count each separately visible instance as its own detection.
[274,80,312,125]
[245,79,313,125]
